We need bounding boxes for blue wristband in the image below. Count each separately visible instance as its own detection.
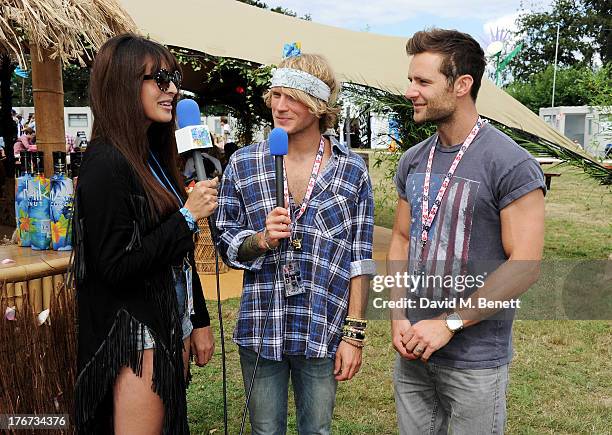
[179,207,200,233]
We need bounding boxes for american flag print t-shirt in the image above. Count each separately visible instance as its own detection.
[394,122,546,369]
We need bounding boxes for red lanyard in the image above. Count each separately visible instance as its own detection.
[283,136,325,223]
[421,118,486,248]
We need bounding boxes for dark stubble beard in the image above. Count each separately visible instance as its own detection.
[415,88,456,125]
[423,105,454,125]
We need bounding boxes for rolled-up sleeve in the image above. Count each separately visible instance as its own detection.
[350,170,376,278]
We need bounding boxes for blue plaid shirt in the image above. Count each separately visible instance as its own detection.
[215,137,375,361]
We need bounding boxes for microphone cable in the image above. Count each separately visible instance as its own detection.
[207,200,229,435]
[194,170,227,435]
[239,239,286,435]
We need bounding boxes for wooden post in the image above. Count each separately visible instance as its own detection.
[30,45,66,177]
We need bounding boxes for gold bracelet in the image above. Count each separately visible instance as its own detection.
[346,316,368,324]
[345,317,368,329]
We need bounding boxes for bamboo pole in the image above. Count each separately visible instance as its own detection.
[30,44,66,177]
[42,276,53,311]
[14,281,25,312]
[6,282,15,307]
[29,278,43,314]
[52,274,63,297]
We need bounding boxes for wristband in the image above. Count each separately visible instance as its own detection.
[179,207,200,233]
[342,326,366,341]
[344,317,368,329]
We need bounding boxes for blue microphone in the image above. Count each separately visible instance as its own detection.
[176,98,201,128]
[269,128,288,208]
[175,98,211,181]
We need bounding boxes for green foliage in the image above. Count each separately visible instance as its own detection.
[237,0,312,20]
[510,0,611,78]
[491,120,612,185]
[9,59,90,107]
[210,57,273,144]
[505,64,612,113]
[9,61,31,106]
[172,48,273,145]
[62,64,90,106]
[575,63,612,108]
[1,54,17,152]
[343,83,436,152]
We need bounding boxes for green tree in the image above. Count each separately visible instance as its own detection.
[584,0,612,64]
[62,64,90,106]
[510,0,611,78]
[10,75,31,107]
[575,63,612,107]
[9,61,90,107]
[506,64,612,113]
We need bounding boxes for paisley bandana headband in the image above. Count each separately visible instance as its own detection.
[270,68,331,102]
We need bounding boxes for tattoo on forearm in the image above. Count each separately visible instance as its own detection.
[237,233,267,261]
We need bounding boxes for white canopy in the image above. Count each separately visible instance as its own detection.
[121,0,588,156]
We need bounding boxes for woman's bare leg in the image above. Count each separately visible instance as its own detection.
[113,349,164,435]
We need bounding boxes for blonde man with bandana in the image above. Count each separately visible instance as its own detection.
[216,48,375,435]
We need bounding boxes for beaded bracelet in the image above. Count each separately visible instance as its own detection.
[342,336,365,348]
[343,324,366,334]
[346,316,368,324]
[344,317,368,329]
[342,324,366,334]
[342,328,366,341]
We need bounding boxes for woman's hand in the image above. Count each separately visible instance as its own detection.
[184,177,219,220]
[190,326,215,366]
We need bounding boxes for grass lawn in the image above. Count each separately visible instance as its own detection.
[187,158,611,434]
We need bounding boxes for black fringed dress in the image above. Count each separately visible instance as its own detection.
[72,140,210,434]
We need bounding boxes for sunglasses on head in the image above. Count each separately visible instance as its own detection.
[143,68,182,92]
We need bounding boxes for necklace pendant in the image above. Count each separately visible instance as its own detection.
[292,238,302,251]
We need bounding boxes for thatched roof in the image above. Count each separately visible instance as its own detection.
[0,0,136,67]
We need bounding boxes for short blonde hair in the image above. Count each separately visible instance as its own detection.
[264,53,340,133]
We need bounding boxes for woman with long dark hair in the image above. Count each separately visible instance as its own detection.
[73,34,217,434]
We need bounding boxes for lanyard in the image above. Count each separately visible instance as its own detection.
[148,152,193,282]
[420,118,486,250]
[283,136,325,223]
[148,151,184,207]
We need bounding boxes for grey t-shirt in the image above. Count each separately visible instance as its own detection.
[394,122,546,368]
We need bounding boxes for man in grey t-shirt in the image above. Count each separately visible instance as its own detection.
[388,29,546,434]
